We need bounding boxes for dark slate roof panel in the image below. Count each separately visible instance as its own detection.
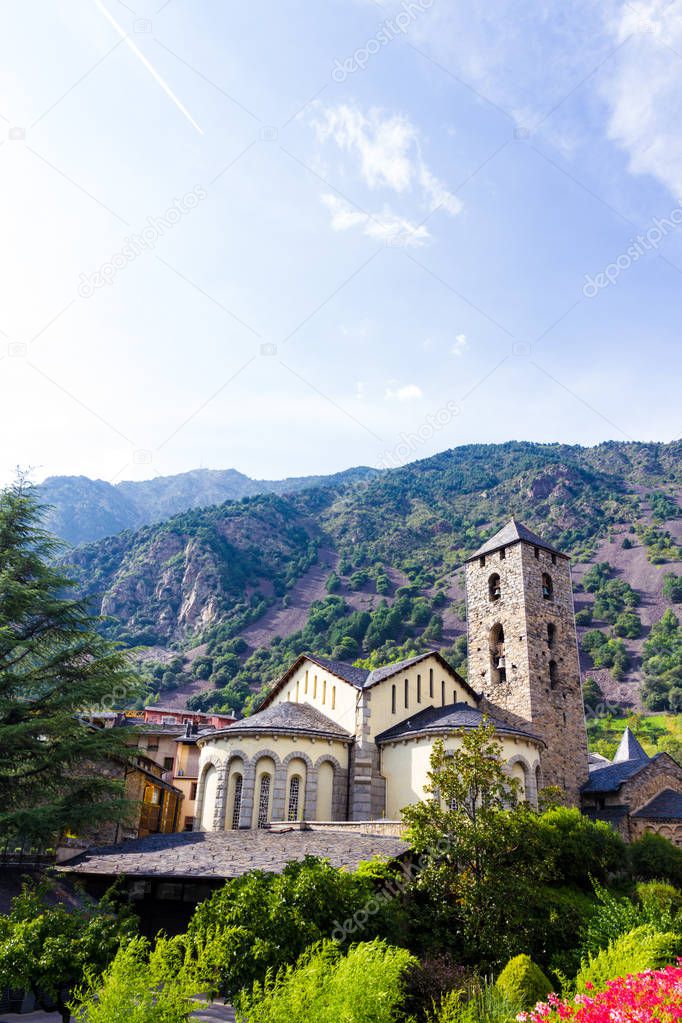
[375,701,540,744]
[468,518,564,561]
[613,727,649,764]
[211,701,351,741]
[58,829,409,880]
[306,655,370,688]
[582,758,649,793]
[632,788,682,820]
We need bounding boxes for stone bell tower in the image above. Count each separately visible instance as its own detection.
[464,518,589,805]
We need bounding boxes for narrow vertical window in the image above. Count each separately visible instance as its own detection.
[404,677,409,709]
[322,678,327,704]
[304,670,309,694]
[479,555,486,567]
[542,573,554,600]
[231,775,243,830]
[534,546,540,559]
[551,552,557,565]
[549,660,558,689]
[500,547,506,560]
[332,686,336,710]
[257,775,271,828]
[288,775,301,821]
[441,679,445,705]
[417,674,422,703]
[313,675,317,698]
[429,668,434,698]
[391,684,396,714]
[296,679,300,702]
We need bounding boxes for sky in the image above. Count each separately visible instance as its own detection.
[1,0,681,486]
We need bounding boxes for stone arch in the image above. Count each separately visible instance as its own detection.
[283,750,314,821]
[224,750,249,831]
[248,750,280,828]
[314,753,345,821]
[489,623,506,684]
[488,572,501,602]
[507,753,536,807]
[195,751,227,832]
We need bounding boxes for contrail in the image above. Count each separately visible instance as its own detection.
[93,0,204,135]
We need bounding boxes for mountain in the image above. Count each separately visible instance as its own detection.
[37,465,377,546]
[64,440,682,717]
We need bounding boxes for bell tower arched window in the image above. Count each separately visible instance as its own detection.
[489,573,501,601]
[547,622,556,648]
[542,573,553,600]
[490,623,506,683]
[549,660,558,689]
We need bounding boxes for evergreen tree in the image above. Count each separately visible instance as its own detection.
[0,476,141,844]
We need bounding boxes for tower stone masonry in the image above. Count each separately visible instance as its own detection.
[465,519,589,805]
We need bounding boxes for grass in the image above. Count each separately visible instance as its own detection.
[586,712,682,757]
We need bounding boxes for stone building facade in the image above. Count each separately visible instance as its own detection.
[464,519,589,804]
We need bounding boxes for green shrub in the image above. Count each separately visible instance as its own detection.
[630,831,682,887]
[636,880,682,918]
[575,925,682,992]
[427,982,519,1023]
[233,939,416,1023]
[495,955,552,1009]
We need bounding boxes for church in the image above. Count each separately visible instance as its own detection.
[194,519,682,839]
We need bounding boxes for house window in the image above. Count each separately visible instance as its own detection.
[542,573,554,600]
[549,660,558,689]
[441,679,445,705]
[547,623,556,648]
[479,555,486,567]
[322,679,327,704]
[534,547,540,559]
[391,684,396,714]
[163,757,174,771]
[296,680,300,702]
[190,782,198,800]
[417,674,422,703]
[500,547,506,560]
[288,775,302,821]
[429,668,434,698]
[257,775,271,828]
[332,686,336,710]
[313,675,318,698]
[231,775,243,830]
[305,670,309,694]
[488,573,501,602]
[404,678,409,709]
[183,817,195,832]
[551,552,557,565]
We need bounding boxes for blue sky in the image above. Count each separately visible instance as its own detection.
[1,0,681,485]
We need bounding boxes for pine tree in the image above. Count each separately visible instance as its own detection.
[0,475,141,845]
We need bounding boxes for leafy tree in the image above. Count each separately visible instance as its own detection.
[641,610,682,711]
[0,881,136,1023]
[581,631,629,679]
[663,573,682,604]
[0,478,141,843]
[72,934,193,1023]
[613,611,642,638]
[402,721,543,967]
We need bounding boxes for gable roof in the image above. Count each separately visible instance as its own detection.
[466,518,566,562]
[205,701,352,742]
[375,701,542,746]
[632,788,682,820]
[259,650,478,710]
[613,727,649,764]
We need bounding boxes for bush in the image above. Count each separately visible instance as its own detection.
[630,831,682,887]
[575,608,593,626]
[403,953,469,1021]
[533,808,626,889]
[636,880,682,917]
[663,573,682,604]
[495,955,552,1010]
[427,982,519,1023]
[233,939,416,1023]
[575,925,682,993]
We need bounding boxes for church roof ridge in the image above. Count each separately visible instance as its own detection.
[612,726,649,765]
[466,518,566,562]
[205,700,352,742]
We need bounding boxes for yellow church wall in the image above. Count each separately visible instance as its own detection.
[199,731,349,769]
[268,659,359,735]
[380,733,542,818]
[367,654,476,740]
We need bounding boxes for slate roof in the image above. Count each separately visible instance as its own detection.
[467,518,565,562]
[207,701,352,742]
[632,788,682,820]
[613,727,649,764]
[58,829,409,880]
[375,701,541,745]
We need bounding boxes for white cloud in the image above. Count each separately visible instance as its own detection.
[312,104,462,227]
[452,333,468,356]
[385,383,423,401]
[600,2,682,200]
[321,194,430,246]
[355,381,366,400]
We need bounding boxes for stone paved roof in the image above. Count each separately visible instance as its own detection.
[375,701,541,744]
[467,518,565,561]
[305,655,370,688]
[58,829,409,880]
[206,701,352,741]
[632,788,682,820]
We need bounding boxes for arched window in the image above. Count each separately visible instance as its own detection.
[490,623,506,684]
[231,774,243,830]
[257,774,271,828]
[441,679,445,705]
[429,668,434,698]
[391,684,396,714]
[417,674,422,703]
[404,677,409,708]
[547,622,556,647]
[488,573,501,602]
[549,660,558,689]
[542,573,553,600]
[288,775,302,821]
